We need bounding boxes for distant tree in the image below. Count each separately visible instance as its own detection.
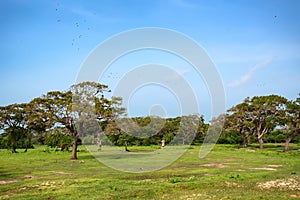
[0,104,32,152]
[195,115,208,144]
[27,97,56,145]
[175,114,202,145]
[160,117,181,144]
[96,96,125,131]
[206,114,226,144]
[284,95,300,151]
[250,95,287,149]
[226,98,255,148]
[45,128,72,149]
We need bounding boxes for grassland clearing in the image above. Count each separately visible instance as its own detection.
[0,144,299,199]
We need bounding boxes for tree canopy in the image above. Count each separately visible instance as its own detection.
[0,82,299,156]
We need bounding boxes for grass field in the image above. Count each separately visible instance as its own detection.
[1,144,300,199]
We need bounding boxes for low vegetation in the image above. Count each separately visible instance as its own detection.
[0,144,299,199]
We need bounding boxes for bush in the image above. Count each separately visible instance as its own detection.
[0,129,34,150]
[45,130,72,148]
[82,135,94,145]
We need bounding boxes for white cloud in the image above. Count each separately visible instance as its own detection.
[227,57,275,88]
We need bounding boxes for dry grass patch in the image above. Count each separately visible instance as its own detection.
[0,180,17,185]
[251,167,277,171]
[267,164,282,168]
[50,171,73,175]
[224,181,243,188]
[179,193,212,200]
[201,163,227,168]
[290,193,300,198]
[257,176,300,190]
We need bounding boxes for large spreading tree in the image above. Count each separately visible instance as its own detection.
[250,95,288,149]
[43,82,115,160]
[226,95,288,149]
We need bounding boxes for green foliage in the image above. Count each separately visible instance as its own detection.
[82,135,94,145]
[168,176,182,183]
[0,128,33,151]
[0,82,299,154]
[45,129,72,148]
[217,130,242,144]
[162,132,174,144]
[0,134,9,149]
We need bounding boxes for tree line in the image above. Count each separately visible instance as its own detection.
[221,94,299,151]
[0,81,299,159]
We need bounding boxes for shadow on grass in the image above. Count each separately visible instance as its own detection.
[77,154,96,160]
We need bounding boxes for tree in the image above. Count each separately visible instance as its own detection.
[174,114,202,145]
[160,117,181,144]
[0,104,31,152]
[27,97,56,145]
[249,95,287,149]
[42,90,75,157]
[42,82,111,159]
[205,114,226,144]
[284,95,300,151]
[95,96,125,131]
[41,81,120,159]
[45,128,72,149]
[226,98,255,148]
[71,82,112,159]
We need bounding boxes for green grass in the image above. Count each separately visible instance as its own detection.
[1,144,300,199]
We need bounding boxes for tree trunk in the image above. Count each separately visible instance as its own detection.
[240,129,247,148]
[248,136,253,144]
[284,132,298,152]
[71,136,78,160]
[258,138,264,150]
[124,141,129,152]
[11,147,17,153]
[242,135,247,148]
[257,124,267,150]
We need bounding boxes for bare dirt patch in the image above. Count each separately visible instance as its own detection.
[267,164,282,168]
[178,193,211,200]
[18,181,64,192]
[201,163,226,168]
[50,171,72,175]
[0,180,17,185]
[257,176,300,190]
[251,167,277,171]
[290,193,300,198]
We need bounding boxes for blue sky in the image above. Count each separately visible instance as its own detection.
[1,0,299,121]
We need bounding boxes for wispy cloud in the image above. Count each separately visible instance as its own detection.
[165,69,191,82]
[228,57,275,88]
